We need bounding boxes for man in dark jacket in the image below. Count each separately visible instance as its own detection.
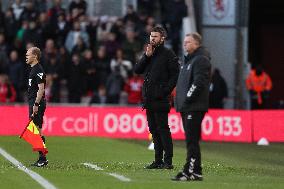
[135,26,179,169]
[209,68,228,109]
[172,33,211,181]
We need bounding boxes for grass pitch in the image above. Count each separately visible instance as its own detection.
[0,136,283,189]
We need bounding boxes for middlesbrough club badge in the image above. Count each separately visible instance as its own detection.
[208,0,230,20]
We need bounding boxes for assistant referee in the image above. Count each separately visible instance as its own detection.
[26,47,48,167]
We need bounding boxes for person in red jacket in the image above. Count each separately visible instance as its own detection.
[0,74,16,103]
[124,73,143,104]
[246,65,272,109]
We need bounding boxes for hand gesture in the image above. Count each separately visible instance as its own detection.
[145,44,154,57]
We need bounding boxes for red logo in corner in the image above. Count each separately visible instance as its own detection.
[208,0,230,20]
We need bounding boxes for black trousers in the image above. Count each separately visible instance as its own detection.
[181,111,205,175]
[146,109,173,164]
[28,99,46,129]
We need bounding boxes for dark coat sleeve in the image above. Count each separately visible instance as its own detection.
[185,56,211,102]
[134,53,150,74]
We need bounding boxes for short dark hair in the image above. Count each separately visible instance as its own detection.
[30,47,41,60]
[186,32,202,45]
[151,26,167,38]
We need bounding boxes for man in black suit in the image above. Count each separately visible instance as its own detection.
[135,26,179,169]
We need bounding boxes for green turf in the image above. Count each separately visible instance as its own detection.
[0,136,283,189]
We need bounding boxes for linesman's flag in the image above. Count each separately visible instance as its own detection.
[19,120,48,155]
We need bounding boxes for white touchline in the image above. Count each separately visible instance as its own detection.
[108,173,131,182]
[83,162,131,182]
[83,163,104,170]
[0,147,57,189]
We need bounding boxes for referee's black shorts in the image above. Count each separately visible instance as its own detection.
[28,99,46,129]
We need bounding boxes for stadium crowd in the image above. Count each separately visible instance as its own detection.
[0,0,188,104]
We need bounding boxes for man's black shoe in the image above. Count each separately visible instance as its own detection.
[162,163,174,169]
[171,172,203,181]
[31,158,48,167]
[144,161,164,169]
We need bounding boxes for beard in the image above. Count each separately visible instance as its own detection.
[150,40,162,47]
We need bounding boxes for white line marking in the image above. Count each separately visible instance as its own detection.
[83,163,104,170]
[0,147,57,189]
[108,173,131,182]
[83,162,131,182]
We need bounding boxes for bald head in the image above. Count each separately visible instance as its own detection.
[30,47,41,60]
[26,47,41,65]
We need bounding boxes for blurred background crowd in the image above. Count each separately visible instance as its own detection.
[0,0,189,105]
[0,0,282,109]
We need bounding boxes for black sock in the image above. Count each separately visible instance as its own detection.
[38,151,44,158]
[41,136,46,144]
[38,136,47,160]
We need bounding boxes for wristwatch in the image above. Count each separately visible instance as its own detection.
[34,102,39,106]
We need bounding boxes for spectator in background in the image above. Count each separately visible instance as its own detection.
[90,85,106,104]
[95,46,110,86]
[110,18,125,43]
[41,39,58,68]
[166,0,187,55]
[15,20,29,48]
[34,0,48,13]
[7,50,24,102]
[146,16,155,27]
[83,16,98,50]
[96,16,112,43]
[110,49,132,81]
[0,74,16,103]
[105,66,124,104]
[65,21,89,52]
[103,32,121,59]
[137,11,148,29]
[69,0,87,15]
[22,20,41,48]
[54,12,70,47]
[122,30,142,64]
[139,24,153,46]
[45,56,62,102]
[246,65,272,109]
[138,0,155,16]
[37,12,53,47]
[4,8,18,44]
[209,68,228,109]
[124,73,143,104]
[57,46,70,79]
[0,33,8,74]
[78,14,89,32]
[67,53,85,103]
[123,5,139,24]
[71,35,87,56]
[11,0,25,22]
[20,0,38,22]
[47,0,65,26]
[82,49,98,95]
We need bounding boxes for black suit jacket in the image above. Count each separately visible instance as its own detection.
[135,45,179,111]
